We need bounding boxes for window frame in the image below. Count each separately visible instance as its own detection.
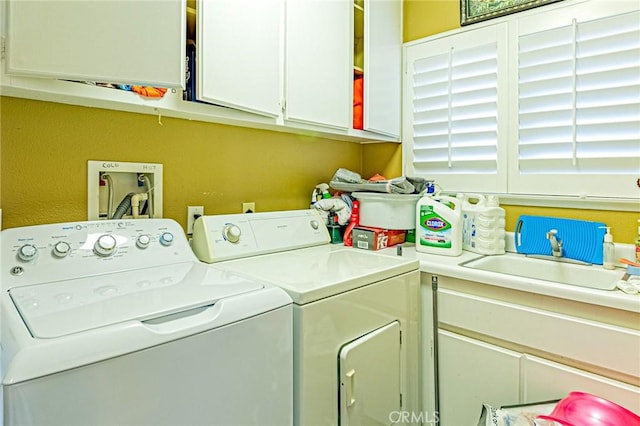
[402,0,640,210]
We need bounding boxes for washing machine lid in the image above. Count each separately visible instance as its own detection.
[217,246,418,304]
[8,262,265,338]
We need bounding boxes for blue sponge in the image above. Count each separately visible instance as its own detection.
[627,265,640,276]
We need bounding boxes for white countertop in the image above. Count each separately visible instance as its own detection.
[374,243,640,314]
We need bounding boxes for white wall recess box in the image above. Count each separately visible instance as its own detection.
[88,161,163,220]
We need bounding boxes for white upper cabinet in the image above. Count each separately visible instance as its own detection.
[285,0,352,129]
[195,0,402,136]
[197,0,283,117]
[363,0,402,137]
[6,0,185,88]
[2,0,401,142]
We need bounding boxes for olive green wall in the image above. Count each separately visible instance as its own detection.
[360,0,638,243]
[0,97,361,231]
[1,2,637,242]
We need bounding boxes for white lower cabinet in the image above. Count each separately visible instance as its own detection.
[433,275,640,426]
[438,330,520,426]
[523,355,640,412]
[438,331,640,426]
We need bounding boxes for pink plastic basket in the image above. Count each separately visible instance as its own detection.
[536,392,640,426]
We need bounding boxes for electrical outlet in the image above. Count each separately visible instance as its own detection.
[242,202,255,213]
[187,206,204,234]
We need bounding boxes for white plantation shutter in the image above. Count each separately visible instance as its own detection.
[404,2,639,200]
[405,24,508,193]
[514,10,640,197]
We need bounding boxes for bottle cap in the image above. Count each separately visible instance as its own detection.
[486,195,500,206]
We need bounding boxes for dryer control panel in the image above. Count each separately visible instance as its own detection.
[2,219,195,288]
[191,209,331,263]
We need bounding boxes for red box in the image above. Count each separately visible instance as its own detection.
[352,227,406,251]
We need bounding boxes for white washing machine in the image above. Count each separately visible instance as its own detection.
[192,209,421,426]
[1,219,293,426]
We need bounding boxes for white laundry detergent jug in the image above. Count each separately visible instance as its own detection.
[416,195,462,256]
[460,193,506,255]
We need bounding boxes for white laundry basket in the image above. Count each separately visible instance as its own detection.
[352,192,421,230]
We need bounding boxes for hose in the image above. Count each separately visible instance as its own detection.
[112,192,135,219]
[140,174,154,218]
[131,193,149,219]
[102,173,114,219]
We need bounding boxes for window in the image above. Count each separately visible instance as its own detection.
[403,0,639,202]
[404,24,508,193]
[511,9,640,198]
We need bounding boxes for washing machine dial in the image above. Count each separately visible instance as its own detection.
[94,234,117,257]
[223,224,241,243]
[52,241,71,258]
[18,244,38,262]
[136,234,151,249]
[159,232,174,247]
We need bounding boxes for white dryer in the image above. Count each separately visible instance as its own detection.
[192,209,421,426]
[1,219,293,426]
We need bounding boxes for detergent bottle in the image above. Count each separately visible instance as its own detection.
[460,193,484,252]
[416,195,462,256]
[461,194,506,255]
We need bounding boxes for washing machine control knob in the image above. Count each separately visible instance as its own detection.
[18,244,38,261]
[159,232,174,247]
[52,241,71,258]
[94,234,117,257]
[136,234,151,249]
[223,224,241,243]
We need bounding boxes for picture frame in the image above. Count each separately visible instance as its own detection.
[461,0,564,26]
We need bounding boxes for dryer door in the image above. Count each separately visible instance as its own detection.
[339,321,401,426]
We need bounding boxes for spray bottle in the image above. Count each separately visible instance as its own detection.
[316,183,331,200]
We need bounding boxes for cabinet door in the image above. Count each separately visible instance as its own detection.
[197,0,283,117]
[438,330,521,426]
[363,0,401,137]
[523,355,640,415]
[339,321,401,426]
[6,0,185,88]
[285,0,351,129]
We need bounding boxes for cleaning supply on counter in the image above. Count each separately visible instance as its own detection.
[327,212,343,244]
[460,194,506,255]
[416,195,462,256]
[635,219,640,262]
[343,200,359,247]
[316,183,331,200]
[352,227,406,251]
[601,227,615,270]
[310,183,331,207]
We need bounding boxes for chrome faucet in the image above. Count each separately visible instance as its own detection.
[546,229,563,257]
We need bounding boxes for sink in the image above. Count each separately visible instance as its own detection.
[461,253,625,290]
